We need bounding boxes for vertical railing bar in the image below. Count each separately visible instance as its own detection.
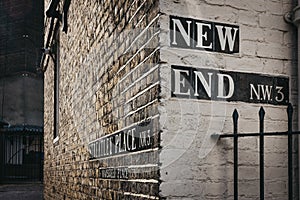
[18,134,20,180]
[40,134,43,182]
[259,107,265,200]
[28,134,30,181]
[233,109,239,200]
[287,103,293,200]
[4,135,6,181]
[30,135,31,180]
[18,135,20,179]
[15,134,17,180]
[27,134,30,181]
[1,135,3,182]
[35,135,37,181]
[0,134,3,183]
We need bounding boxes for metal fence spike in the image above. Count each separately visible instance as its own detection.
[232,109,239,122]
[259,107,265,121]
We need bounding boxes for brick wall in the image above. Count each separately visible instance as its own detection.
[159,0,298,199]
[44,0,160,199]
[44,0,298,199]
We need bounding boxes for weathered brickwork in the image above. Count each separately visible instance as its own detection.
[159,0,298,199]
[44,0,298,199]
[44,0,160,199]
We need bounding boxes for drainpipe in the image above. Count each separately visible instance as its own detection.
[294,4,300,127]
[285,3,300,118]
[285,2,300,199]
[294,4,300,199]
[293,2,300,199]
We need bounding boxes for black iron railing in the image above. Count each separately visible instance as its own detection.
[216,103,299,200]
[0,127,43,183]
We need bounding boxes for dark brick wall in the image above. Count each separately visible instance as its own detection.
[44,0,160,199]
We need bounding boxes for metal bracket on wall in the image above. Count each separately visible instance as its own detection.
[284,6,300,26]
[46,0,71,34]
[62,0,71,33]
[46,0,61,19]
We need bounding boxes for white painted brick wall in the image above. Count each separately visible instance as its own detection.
[159,0,296,199]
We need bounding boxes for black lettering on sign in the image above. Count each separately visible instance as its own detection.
[89,119,153,159]
[170,15,239,54]
[171,65,289,105]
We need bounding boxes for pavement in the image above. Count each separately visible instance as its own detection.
[0,183,43,200]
